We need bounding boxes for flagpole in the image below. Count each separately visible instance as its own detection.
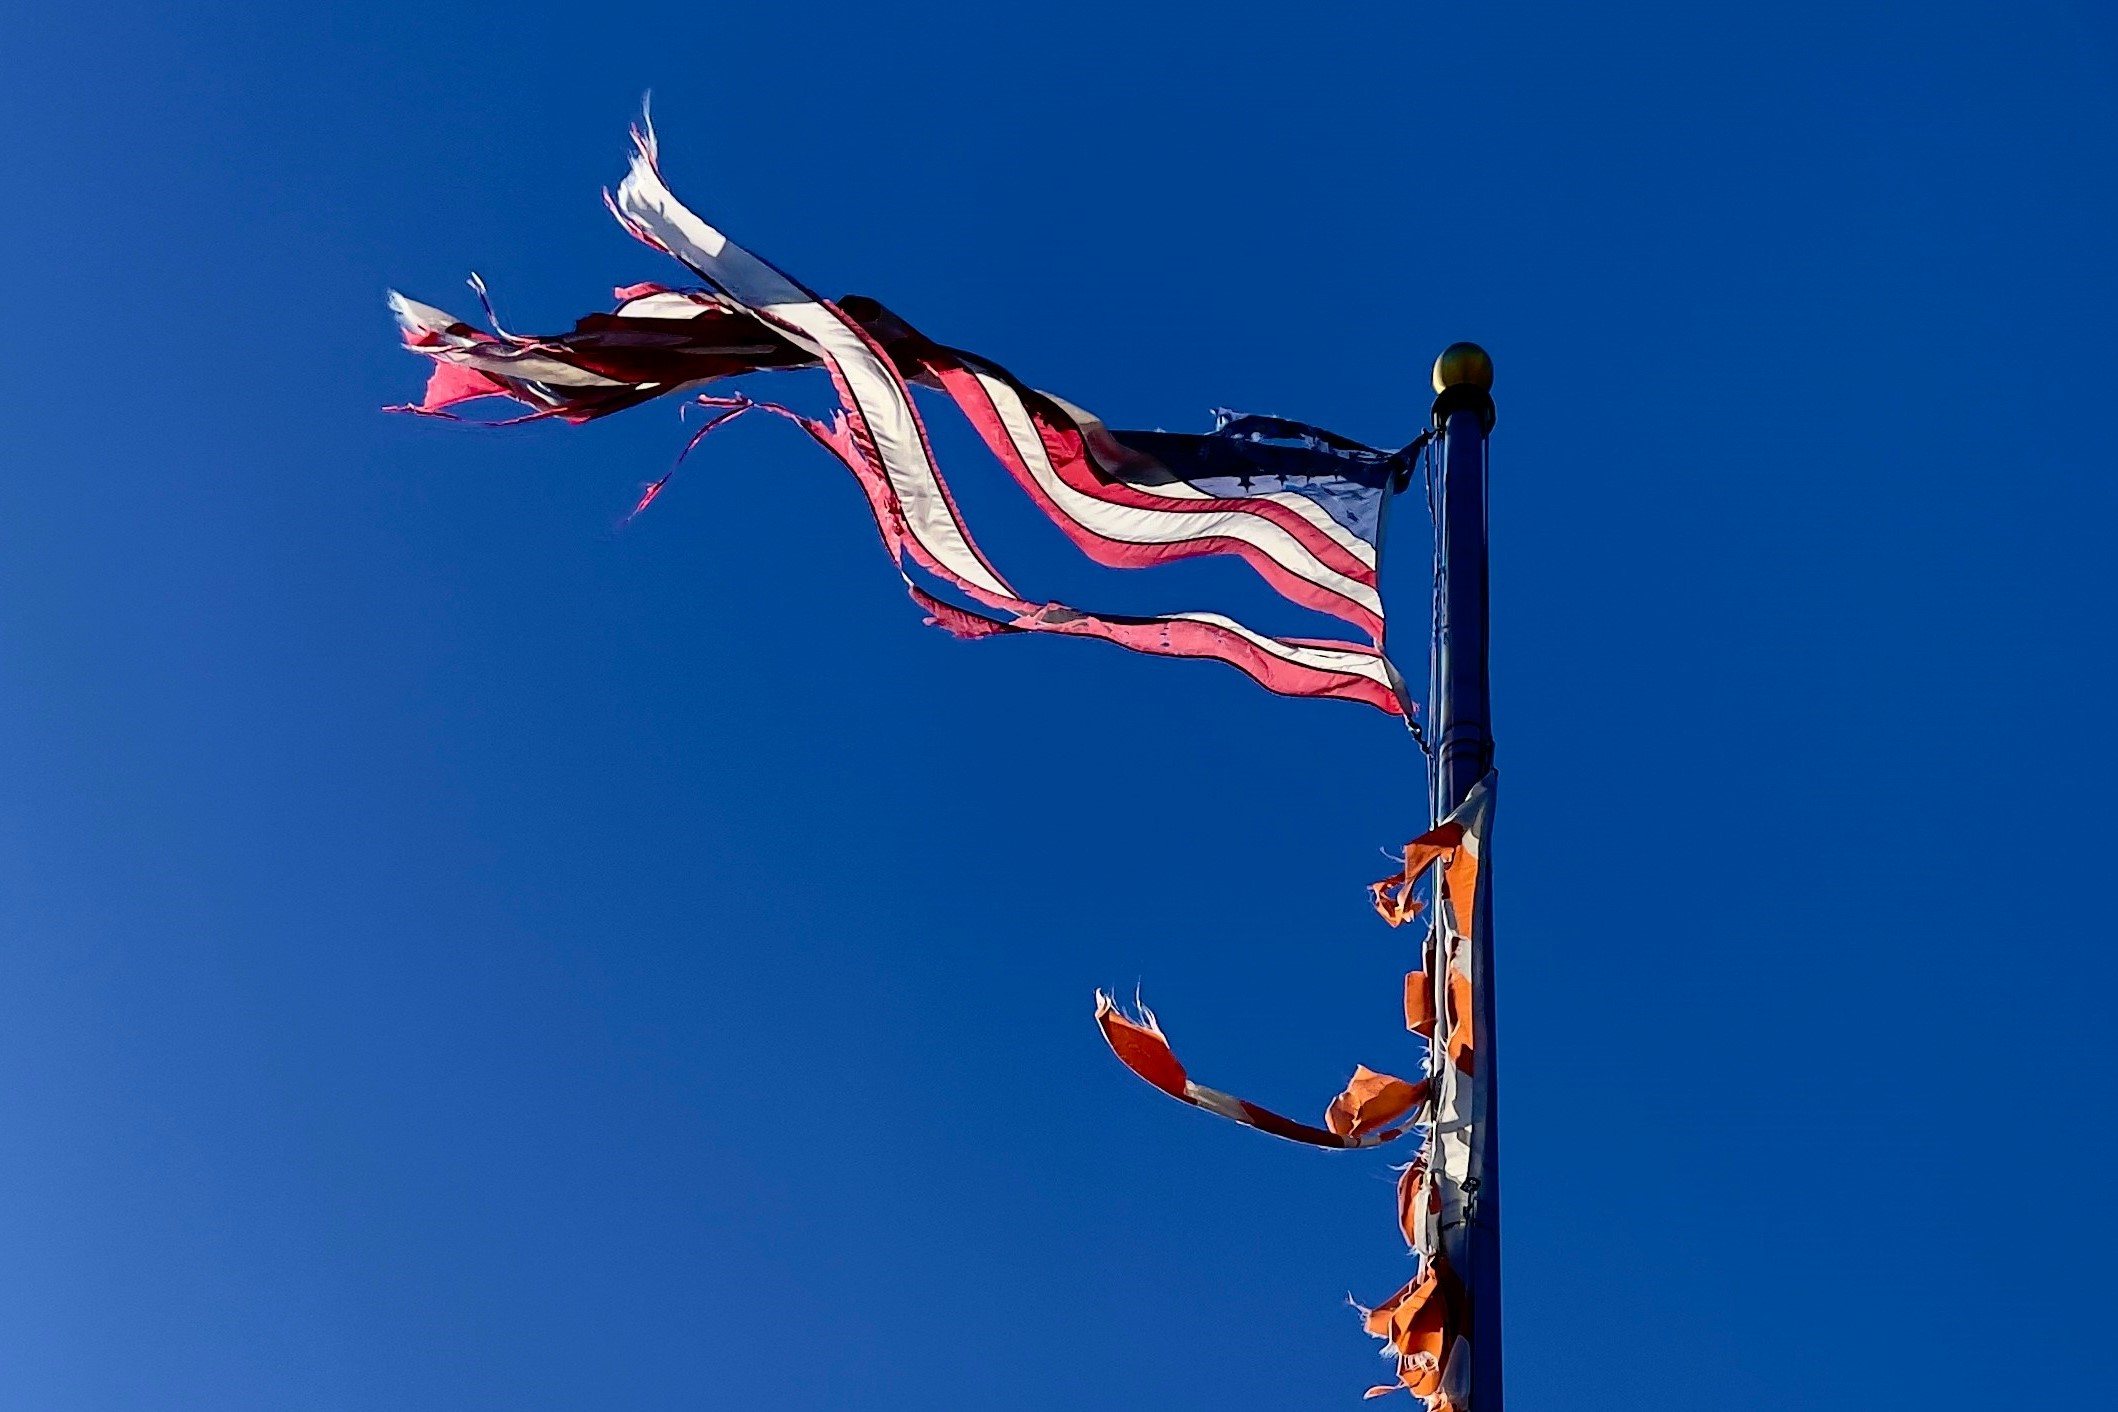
[1430,341,1499,1410]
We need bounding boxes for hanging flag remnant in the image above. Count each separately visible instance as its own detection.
[1356,774,1495,1406]
[388,118,1423,714]
[1095,992,1427,1150]
[1092,773,1497,1405]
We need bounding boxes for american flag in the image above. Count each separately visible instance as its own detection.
[388,119,1423,715]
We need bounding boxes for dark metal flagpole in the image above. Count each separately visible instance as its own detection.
[1429,341,1500,1410]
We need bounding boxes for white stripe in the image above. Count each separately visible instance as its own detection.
[441,346,630,388]
[390,291,630,389]
[1406,1164,1441,1257]
[1163,612,1397,688]
[1185,1085,1252,1124]
[971,372,1383,621]
[386,291,466,335]
[614,137,1013,601]
[611,290,720,318]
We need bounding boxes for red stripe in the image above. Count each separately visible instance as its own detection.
[1007,607,1399,712]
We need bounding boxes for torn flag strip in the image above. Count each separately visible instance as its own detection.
[1093,993,1423,1150]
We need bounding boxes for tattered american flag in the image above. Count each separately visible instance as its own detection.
[387,116,1491,1409]
[388,119,1422,714]
[1097,777,1494,1408]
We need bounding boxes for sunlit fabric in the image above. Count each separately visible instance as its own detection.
[388,120,1423,714]
[1360,776,1494,1405]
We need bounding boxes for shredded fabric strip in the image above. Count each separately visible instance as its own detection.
[1094,992,1425,1149]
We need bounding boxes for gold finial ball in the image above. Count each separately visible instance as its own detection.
[1431,342,1495,394]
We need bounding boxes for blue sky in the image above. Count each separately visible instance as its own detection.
[3,4,2114,1409]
